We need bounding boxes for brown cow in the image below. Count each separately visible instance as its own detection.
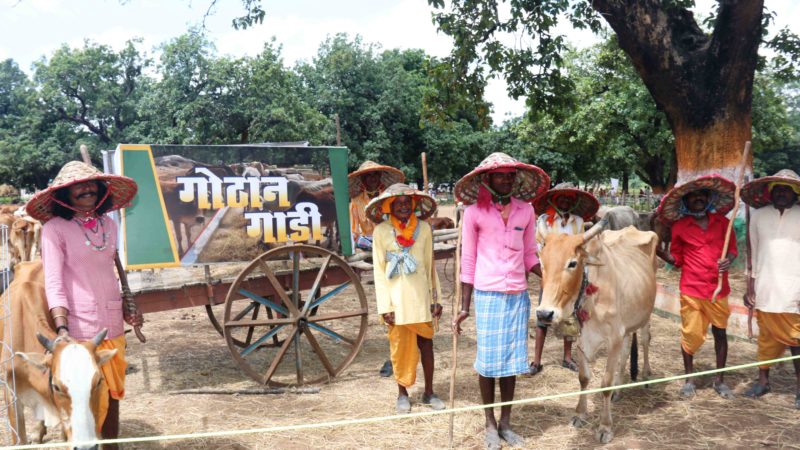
[2,261,117,448]
[289,179,338,248]
[536,222,657,443]
[10,216,42,263]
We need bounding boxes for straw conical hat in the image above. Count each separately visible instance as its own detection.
[365,183,437,224]
[454,152,550,204]
[741,169,800,208]
[532,182,600,220]
[656,174,735,223]
[26,161,138,222]
[348,161,405,198]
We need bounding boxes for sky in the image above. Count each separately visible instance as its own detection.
[1,0,799,124]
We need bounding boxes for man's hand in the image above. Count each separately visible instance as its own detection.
[431,303,443,319]
[744,276,756,309]
[382,312,396,326]
[123,296,144,327]
[451,310,469,335]
[718,257,732,273]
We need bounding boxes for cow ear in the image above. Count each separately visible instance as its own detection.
[96,349,118,366]
[16,352,50,372]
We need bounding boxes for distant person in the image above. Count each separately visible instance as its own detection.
[656,174,738,399]
[348,160,405,378]
[740,170,800,408]
[529,183,599,375]
[348,160,404,252]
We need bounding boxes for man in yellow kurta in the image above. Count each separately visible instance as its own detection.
[367,183,444,413]
[348,161,405,251]
[741,169,800,408]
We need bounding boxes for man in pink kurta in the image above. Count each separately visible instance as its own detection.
[27,161,141,449]
[452,152,549,450]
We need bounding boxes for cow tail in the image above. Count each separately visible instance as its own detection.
[630,333,639,381]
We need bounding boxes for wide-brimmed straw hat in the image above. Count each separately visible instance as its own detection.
[26,161,138,222]
[365,183,437,224]
[348,161,405,199]
[741,169,800,209]
[532,182,599,220]
[454,152,550,204]
[656,174,736,223]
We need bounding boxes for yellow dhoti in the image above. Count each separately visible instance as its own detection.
[756,311,800,369]
[96,335,127,433]
[680,294,730,355]
[388,322,434,388]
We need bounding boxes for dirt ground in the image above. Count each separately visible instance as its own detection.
[7,207,800,449]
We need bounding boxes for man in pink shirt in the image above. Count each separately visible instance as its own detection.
[452,153,550,450]
[27,161,142,449]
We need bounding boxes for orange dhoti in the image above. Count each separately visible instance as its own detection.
[680,294,730,355]
[756,311,800,369]
[388,322,434,388]
[96,335,127,433]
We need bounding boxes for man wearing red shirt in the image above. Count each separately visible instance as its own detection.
[657,176,738,399]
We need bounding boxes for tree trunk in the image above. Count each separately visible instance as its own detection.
[593,0,763,184]
[673,113,752,184]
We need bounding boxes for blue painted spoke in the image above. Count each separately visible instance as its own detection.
[309,281,351,310]
[239,288,289,316]
[307,323,353,346]
[240,325,285,357]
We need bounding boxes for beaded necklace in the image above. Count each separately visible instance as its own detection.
[73,216,108,251]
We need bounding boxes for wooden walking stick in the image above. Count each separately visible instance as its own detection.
[448,219,463,448]
[743,175,755,339]
[711,141,751,303]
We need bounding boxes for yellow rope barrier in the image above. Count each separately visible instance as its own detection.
[5,354,799,449]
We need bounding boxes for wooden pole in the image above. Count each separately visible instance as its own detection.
[422,152,429,193]
[711,141,751,303]
[743,175,754,339]
[335,114,342,146]
[447,220,463,448]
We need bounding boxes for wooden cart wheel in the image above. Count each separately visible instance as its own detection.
[223,244,369,386]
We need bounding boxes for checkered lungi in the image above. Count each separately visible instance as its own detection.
[473,289,530,377]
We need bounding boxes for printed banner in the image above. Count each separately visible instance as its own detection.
[112,144,351,269]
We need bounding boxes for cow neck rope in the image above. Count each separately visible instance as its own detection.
[573,266,590,325]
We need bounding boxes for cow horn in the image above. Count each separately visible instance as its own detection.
[582,217,608,242]
[37,332,55,353]
[92,328,109,346]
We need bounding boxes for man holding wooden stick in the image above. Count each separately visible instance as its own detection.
[656,174,738,399]
[740,170,800,408]
[451,153,549,449]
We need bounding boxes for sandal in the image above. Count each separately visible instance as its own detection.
[562,359,579,372]
[743,382,771,398]
[528,362,543,376]
[379,360,393,378]
[713,382,735,400]
[484,428,501,450]
[396,395,411,414]
[421,393,446,411]
[679,382,696,398]
[498,427,525,447]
